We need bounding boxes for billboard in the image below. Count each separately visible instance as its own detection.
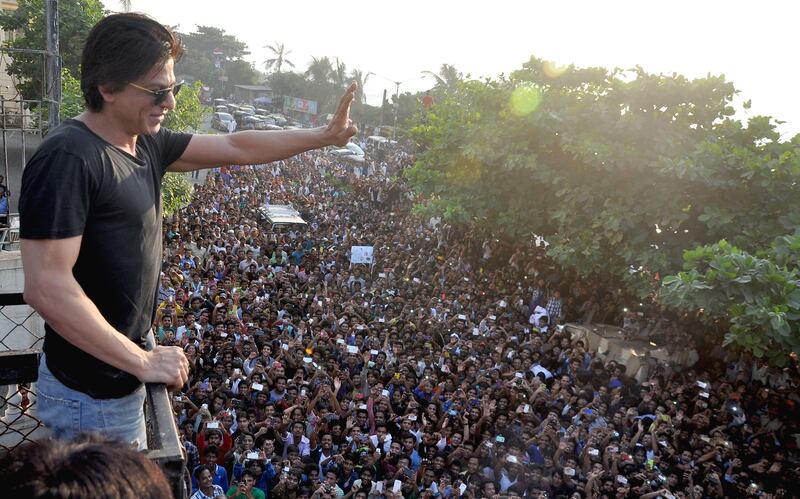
[283,96,318,115]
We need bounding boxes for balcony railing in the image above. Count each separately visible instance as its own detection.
[0,291,186,498]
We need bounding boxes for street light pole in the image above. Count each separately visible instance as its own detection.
[45,0,60,130]
[367,72,430,141]
[392,80,400,141]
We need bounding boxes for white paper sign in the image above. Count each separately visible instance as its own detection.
[350,246,374,264]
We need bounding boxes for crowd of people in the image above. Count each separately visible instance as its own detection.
[154,138,798,499]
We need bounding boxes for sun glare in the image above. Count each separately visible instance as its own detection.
[543,60,569,79]
[509,84,542,117]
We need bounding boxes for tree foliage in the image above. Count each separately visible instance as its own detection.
[406,56,800,363]
[0,0,104,100]
[59,67,83,120]
[161,171,193,216]
[263,42,294,73]
[175,25,259,98]
[662,235,800,366]
[161,80,203,214]
[163,80,206,132]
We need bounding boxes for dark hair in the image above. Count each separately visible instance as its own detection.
[0,433,172,499]
[195,463,217,479]
[81,13,183,111]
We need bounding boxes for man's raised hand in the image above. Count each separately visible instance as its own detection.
[324,82,358,147]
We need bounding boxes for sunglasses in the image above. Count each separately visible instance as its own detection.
[128,80,184,105]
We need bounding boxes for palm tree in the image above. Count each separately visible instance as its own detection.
[305,56,335,112]
[263,42,295,73]
[305,56,333,84]
[422,63,463,90]
[348,69,370,104]
[332,58,347,88]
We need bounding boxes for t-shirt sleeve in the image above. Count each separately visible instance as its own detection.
[19,149,93,239]
[156,127,193,174]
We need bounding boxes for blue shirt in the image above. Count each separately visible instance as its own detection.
[191,464,228,495]
[233,461,275,496]
[291,249,304,265]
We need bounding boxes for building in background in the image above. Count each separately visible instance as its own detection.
[0,1,19,106]
[233,84,271,105]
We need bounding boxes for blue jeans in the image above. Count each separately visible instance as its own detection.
[37,353,148,450]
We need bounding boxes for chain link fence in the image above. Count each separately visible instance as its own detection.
[0,293,45,456]
[0,348,44,456]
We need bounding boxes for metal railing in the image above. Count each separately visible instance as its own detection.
[144,382,187,499]
[0,213,19,252]
[0,292,186,498]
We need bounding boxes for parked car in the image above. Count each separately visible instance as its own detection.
[239,105,256,115]
[214,105,228,113]
[211,112,235,132]
[233,110,251,126]
[240,115,265,130]
[268,114,288,126]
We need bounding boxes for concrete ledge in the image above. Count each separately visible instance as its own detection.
[0,251,23,295]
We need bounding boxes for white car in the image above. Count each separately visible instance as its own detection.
[330,142,365,158]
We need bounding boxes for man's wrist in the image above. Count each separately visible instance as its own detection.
[315,126,336,148]
[131,348,151,381]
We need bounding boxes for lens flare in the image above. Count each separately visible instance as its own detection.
[543,60,569,79]
[509,84,542,117]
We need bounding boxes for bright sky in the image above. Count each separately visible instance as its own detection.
[103,0,799,138]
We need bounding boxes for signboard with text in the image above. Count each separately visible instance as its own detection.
[350,246,374,265]
[283,96,318,115]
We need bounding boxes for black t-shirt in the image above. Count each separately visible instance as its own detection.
[19,119,191,398]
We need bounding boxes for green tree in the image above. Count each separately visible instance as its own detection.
[422,63,463,94]
[176,25,257,97]
[160,80,204,214]
[304,56,333,85]
[0,0,104,101]
[407,56,800,362]
[263,42,294,73]
[223,59,258,94]
[267,70,311,100]
[348,69,370,104]
[662,234,800,366]
[59,67,83,120]
[163,80,206,132]
[161,171,194,215]
[332,58,347,88]
[304,56,338,114]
